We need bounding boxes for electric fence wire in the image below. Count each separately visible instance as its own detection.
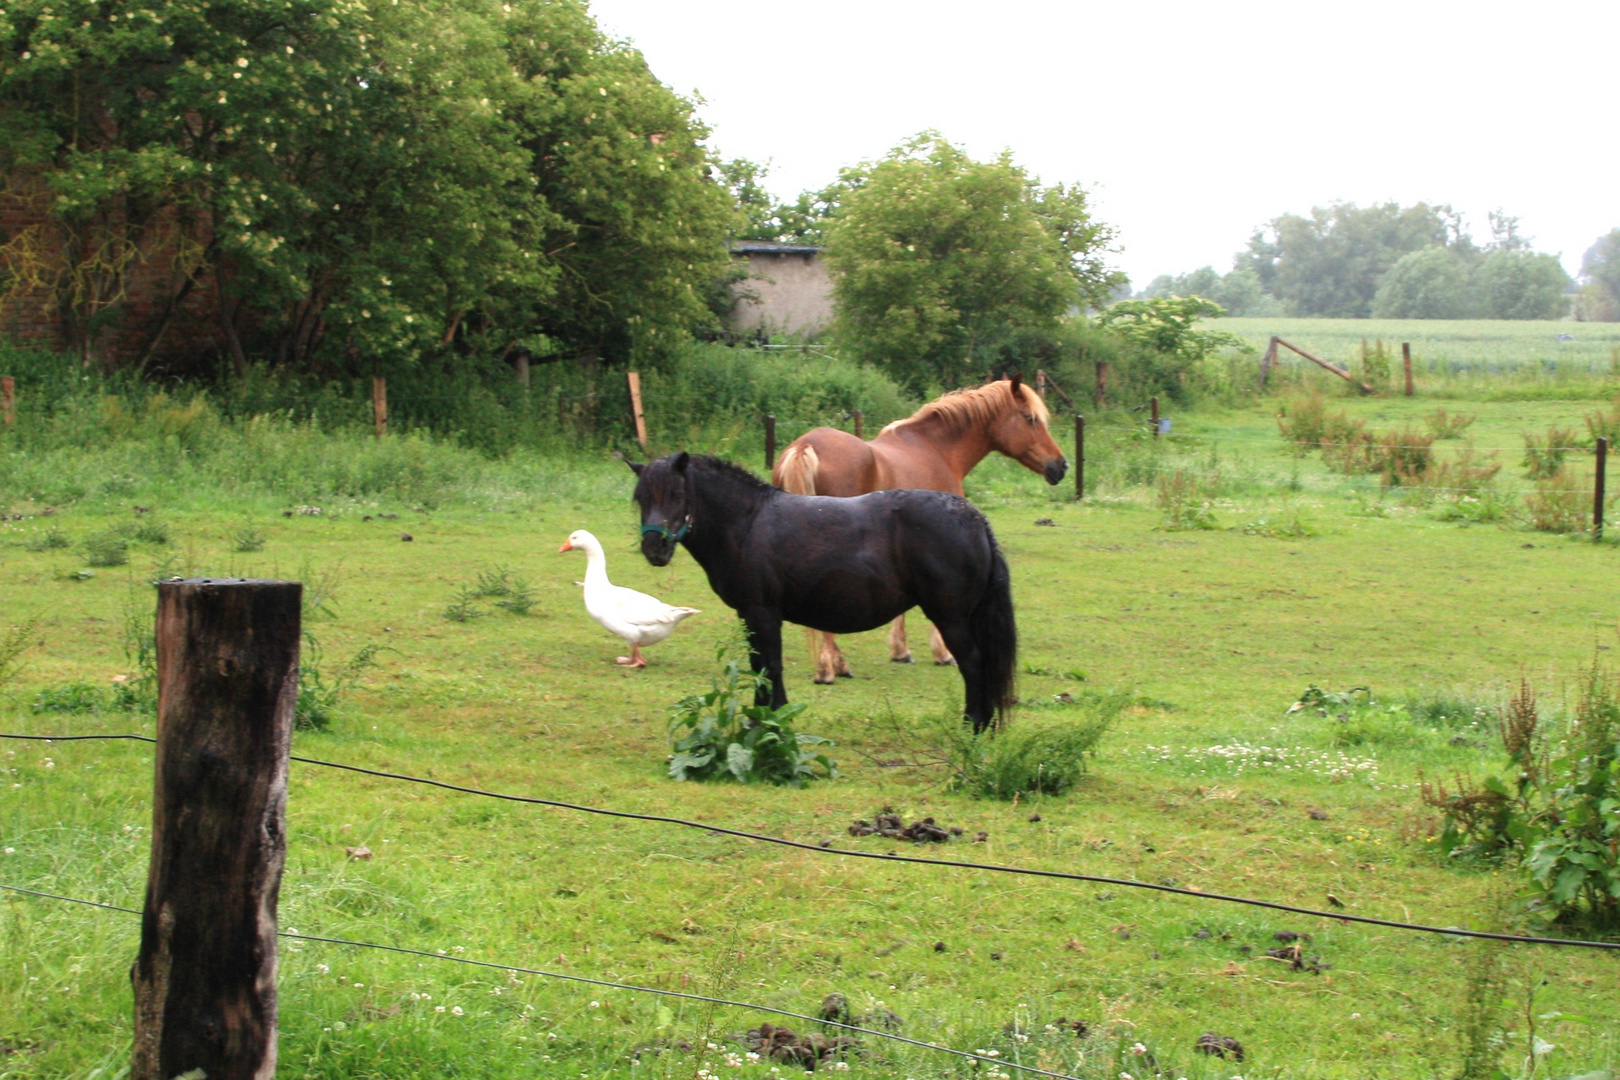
[4,732,1616,951]
[0,882,1081,1080]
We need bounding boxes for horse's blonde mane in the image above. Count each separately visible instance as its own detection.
[879,379,1050,438]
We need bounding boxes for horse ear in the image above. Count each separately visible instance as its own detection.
[627,461,643,475]
[673,451,690,474]
[613,449,643,475]
[1007,371,1023,395]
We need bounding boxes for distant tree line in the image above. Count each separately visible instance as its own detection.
[1143,202,1613,321]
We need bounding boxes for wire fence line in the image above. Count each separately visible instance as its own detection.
[3,731,1615,952]
[0,883,1080,1080]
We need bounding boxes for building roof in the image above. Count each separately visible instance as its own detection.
[728,240,822,255]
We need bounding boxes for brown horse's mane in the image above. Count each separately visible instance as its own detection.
[878,380,1050,439]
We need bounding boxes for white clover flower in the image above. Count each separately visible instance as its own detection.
[436,1005,446,1013]
[451,1006,463,1016]
[1132,1042,1148,1055]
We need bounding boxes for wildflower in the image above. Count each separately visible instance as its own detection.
[451,1006,463,1016]
[436,1005,446,1013]
[589,1000,601,1009]
[1132,1042,1148,1055]
[316,964,330,974]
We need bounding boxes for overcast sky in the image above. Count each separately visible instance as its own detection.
[588,0,1619,289]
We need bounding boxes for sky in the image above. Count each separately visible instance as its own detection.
[587,0,1619,289]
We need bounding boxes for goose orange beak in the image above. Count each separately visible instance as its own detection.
[558,538,573,552]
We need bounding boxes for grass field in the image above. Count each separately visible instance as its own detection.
[2,340,1620,1078]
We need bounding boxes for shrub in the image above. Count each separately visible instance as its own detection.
[1424,407,1477,440]
[1523,470,1592,533]
[667,645,838,787]
[1155,469,1218,531]
[1522,425,1578,480]
[21,526,69,551]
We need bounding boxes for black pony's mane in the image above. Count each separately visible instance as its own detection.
[688,454,776,495]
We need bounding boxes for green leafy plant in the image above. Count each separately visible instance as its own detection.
[442,586,487,622]
[1421,664,1620,928]
[668,645,838,787]
[1425,407,1478,439]
[1239,512,1318,539]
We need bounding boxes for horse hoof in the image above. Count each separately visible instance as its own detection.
[837,670,854,679]
[891,655,914,665]
[934,658,957,667]
[813,675,838,685]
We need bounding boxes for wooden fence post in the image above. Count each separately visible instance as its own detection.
[1095,362,1107,409]
[764,414,776,472]
[851,409,863,440]
[1596,438,1608,539]
[1,376,13,427]
[1150,396,1160,439]
[1259,336,1278,391]
[1074,414,1085,501]
[1403,342,1414,397]
[372,376,387,438]
[626,371,648,450]
[133,578,301,1080]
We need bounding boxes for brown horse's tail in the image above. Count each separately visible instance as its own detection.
[773,443,819,495]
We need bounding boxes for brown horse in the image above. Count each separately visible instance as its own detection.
[771,374,1065,683]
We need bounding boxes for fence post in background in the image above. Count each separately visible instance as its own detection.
[1596,438,1608,539]
[132,578,301,1080]
[1074,414,1085,501]
[1150,396,1160,440]
[1258,336,1278,390]
[1,376,13,427]
[1036,370,1047,400]
[851,409,863,440]
[764,414,776,472]
[626,371,648,450]
[372,376,387,438]
[1402,342,1414,397]
[1095,362,1107,409]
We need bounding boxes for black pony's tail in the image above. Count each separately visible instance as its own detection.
[969,530,1017,733]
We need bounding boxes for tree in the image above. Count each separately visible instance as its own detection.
[821,132,1120,390]
[0,0,732,372]
[1372,247,1473,319]
[1474,250,1570,320]
[1578,228,1620,322]
[1237,202,1457,317]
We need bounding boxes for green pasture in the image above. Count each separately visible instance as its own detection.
[1220,318,1620,398]
[3,385,1619,1080]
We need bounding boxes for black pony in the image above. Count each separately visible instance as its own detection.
[629,452,1016,733]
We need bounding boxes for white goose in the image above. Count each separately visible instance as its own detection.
[558,529,699,668]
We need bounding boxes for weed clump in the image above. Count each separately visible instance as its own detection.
[947,693,1123,799]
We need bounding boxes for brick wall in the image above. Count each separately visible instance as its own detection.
[1,171,225,365]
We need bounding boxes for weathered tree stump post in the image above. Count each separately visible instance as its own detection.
[132,578,301,1080]
[851,409,863,440]
[627,371,648,449]
[1402,342,1414,397]
[1,375,13,427]
[1074,414,1085,501]
[372,376,388,438]
[1596,438,1609,539]
[1095,361,1107,409]
[764,414,776,472]
[1150,396,1160,439]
